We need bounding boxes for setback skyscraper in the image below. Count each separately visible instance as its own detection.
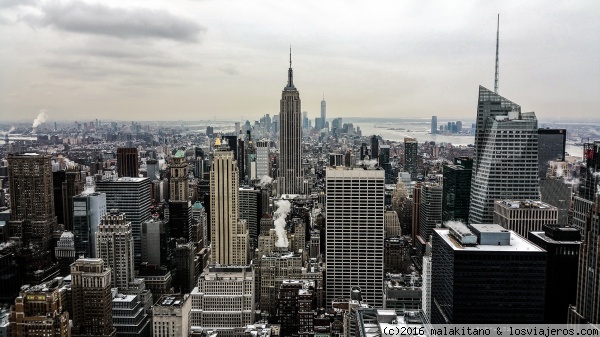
[469,86,540,224]
[278,51,303,195]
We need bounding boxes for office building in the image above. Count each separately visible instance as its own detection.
[278,279,316,337]
[371,135,379,163]
[96,176,151,267]
[578,141,600,201]
[442,157,472,223]
[169,150,189,201]
[529,225,581,323]
[431,116,437,135]
[493,200,558,238]
[95,211,135,290]
[71,258,116,337]
[256,140,271,178]
[152,294,191,337]
[326,167,385,308]
[111,292,151,337]
[62,167,84,230]
[384,210,401,238]
[168,200,192,242]
[278,52,303,195]
[174,242,196,294]
[7,153,56,250]
[538,128,566,178]
[256,251,303,319]
[141,218,171,267]
[383,273,422,311]
[72,192,107,258]
[404,138,418,180]
[569,196,600,324]
[210,139,248,265]
[540,175,571,224]
[431,224,546,323]
[117,147,139,178]
[469,86,540,224]
[239,187,260,250]
[417,182,442,245]
[190,265,255,332]
[9,278,70,337]
[55,231,76,276]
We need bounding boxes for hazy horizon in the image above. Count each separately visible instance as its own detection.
[1,1,598,122]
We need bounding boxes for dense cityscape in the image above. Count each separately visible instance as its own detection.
[1,1,600,337]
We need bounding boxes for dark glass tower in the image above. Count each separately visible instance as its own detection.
[442,157,472,223]
[538,128,566,177]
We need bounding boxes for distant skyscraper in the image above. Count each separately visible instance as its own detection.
[469,86,540,224]
[210,139,248,265]
[538,129,566,177]
[326,167,385,308]
[320,93,326,130]
[117,147,139,178]
[71,257,116,337]
[96,177,151,267]
[403,137,418,180]
[431,116,437,135]
[431,224,546,323]
[578,141,600,201]
[370,135,379,163]
[442,157,472,223]
[62,167,84,231]
[278,50,303,195]
[95,211,135,290]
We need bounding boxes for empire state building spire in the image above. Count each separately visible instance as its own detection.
[285,46,295,90]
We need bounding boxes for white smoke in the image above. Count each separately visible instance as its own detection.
[7,125,15,134]
[556,164,564,178]
[0,240,16,250]
[444,220,471,234]
[82,184,96,195]
[258,175,273,188]
[356,159,378,168]
[273,200,291,248]
[32,110,49,129]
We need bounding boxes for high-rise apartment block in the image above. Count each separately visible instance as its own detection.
[278,53,303,195]
[326,167,384,308]
[493,200,558,238]
[210,141,248,265]
[469,86,540,224]
[431,224,546,323]
[442,157,472,223]
[71,257,116,337]
[96,176,151,267]
[117,147,139,178]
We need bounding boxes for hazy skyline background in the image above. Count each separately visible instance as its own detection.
[1,0,599,122]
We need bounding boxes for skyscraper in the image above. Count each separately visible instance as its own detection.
[431,116,437,135]
[256,139,271,178]
[320,93,326,130]
[210,138,248,265]
[370,135,379,162]
[62,167,84,231]
[431,224,546,323]
[116,147,139,178]
[96,176,151,267]
[537,128,566,178]
[71,257,116,337]
[442,157,472,223]
[326,167,385,308]
[278,50,303,195]
[169,149,189,201]
[403,137,418,180]
[72,192,107,258]
[417,182,442,245]
[7,153,56,249]
[469,86,540,224]
[95,211,135,290]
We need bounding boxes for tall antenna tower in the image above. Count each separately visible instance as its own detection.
[494,14,500,94]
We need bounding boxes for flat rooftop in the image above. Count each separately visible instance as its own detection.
[496,199,556,209]
[435,228,545,252]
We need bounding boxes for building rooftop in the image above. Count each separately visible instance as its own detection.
[155,294,187,307]
[435,228,545,252]
[496,199,556,209]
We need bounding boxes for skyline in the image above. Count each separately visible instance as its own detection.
[1,0,599,122]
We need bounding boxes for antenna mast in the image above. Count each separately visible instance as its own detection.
[494,14,500,94]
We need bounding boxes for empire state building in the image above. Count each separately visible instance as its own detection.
[278,50,303,195]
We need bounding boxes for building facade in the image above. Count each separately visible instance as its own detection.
[493,200,558,238]
[442,157,472,223]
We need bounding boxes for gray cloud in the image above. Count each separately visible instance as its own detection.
[34,1,206,42]
[0,0,38,8]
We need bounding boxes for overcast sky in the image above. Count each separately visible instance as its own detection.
[0,0,598,123]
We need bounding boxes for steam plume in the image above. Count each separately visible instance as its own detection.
[273,200,291,248]
[32,110,49,129]
[0,240,16,250]
[258,175,273,188]
[7,126,15,134]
